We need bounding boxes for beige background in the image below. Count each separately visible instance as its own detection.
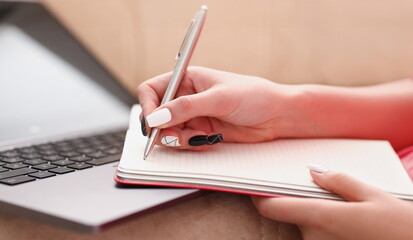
[43,0,413,97]
[3,0,413,239]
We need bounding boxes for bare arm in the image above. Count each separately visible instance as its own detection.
[282,78,413,150]
[139,67,413,150]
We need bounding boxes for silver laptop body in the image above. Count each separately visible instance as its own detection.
[0,2,199,232]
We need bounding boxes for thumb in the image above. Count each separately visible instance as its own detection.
[145,90,228,128]
[310,168,387,202]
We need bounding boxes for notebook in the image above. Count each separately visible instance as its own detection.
[116,105,413,201]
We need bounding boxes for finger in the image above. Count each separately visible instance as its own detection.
[140,114,147,137]
[157,127,223,150]
[252,196,340,226]
[137,72,173,118]
[137,66,218,119]
[145,88,236,129]
[310,170,388,202]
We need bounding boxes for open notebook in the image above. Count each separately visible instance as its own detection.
[116,105,413,201]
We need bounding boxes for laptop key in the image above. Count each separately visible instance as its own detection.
[24,159,47,165]
[68,139,88,145]
[86,152,108,159]
[32,163,57,170]
[68,163,92,170]
[0,176,36,185]
[95,144,111,150]
[29,171,56,179]
[104,147,121,155]
[0,150,19,158]
[21,153,42,159]
[78,148,96,154]
[59,151,80,158]
[0,167,37,180]
[52,160,74,166]
[18,147,38,154]
[55,146,74,152]
[38,149,58,156]
[86,154,121,166]
[49,167,75,174]
[35,143,55,150]
[69,156,91,162]
[42,155,64,161]
[4,163,28,170]
[54,140,72,147]
[88,140,106,147]
[0,131,126,186]
[2,157,25,163]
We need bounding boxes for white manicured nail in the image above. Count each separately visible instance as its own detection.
[307,163,329,173]
[147,108,172,127]
[161,136,181,147]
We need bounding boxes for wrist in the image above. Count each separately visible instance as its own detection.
[272,83,327,139]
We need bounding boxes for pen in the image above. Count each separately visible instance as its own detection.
[143,5,208,160]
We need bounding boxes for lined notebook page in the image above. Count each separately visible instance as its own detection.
[119,131,413,194]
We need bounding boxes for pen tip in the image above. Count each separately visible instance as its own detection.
[143,155,147,160]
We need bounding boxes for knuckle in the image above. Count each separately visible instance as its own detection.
[185,66,204,82]
[136,84,145,95]
[329,172,349,186]
[309,206,333,230]
[255,200,272,218]
[137,85,149,102]
[177,96,194,115]
[212,88,238,116]
[187,66,207,75]
[187,66,202,73]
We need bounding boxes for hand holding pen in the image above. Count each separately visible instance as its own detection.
[137,4,298,154]
[138,66,294,150]
[138,6,311,153]
[141,6,209,159]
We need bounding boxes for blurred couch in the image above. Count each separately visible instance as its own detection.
[3,0,412,239]
[43,0,413,95]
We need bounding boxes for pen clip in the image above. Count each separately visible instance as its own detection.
[175,19,195,61]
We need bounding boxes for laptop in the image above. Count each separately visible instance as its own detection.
[0,2,200,232]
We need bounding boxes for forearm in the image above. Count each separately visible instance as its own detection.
[281,79,413,151]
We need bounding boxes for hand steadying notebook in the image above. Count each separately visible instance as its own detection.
[115,105,413,201]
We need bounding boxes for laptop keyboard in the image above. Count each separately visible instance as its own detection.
[0,130,126,186]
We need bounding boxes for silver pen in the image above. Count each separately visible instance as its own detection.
[143,5,208,160]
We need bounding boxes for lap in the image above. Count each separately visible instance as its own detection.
[0,192,301,240]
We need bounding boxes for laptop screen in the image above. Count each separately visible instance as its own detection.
[0,4,135,144]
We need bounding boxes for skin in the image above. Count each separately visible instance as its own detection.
[138,67,295,149]
[252,170,413,240]
[137,66,413,239]
[138,66,413,150]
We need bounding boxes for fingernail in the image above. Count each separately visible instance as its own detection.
[307,163,329,173]
[189,134,223,146]
[188,135,208,146]
[207,134,223,145]
[146,108,172,128]
[140,116,147,136]
[161,136,181,147]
